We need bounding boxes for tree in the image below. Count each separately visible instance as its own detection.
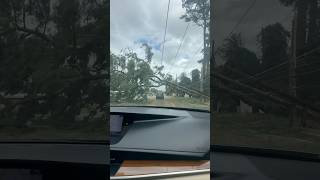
[177,72,192,97]
[220,33,260,76]
[257,23,290,94]
[191,69,200,91]
[278,0,320,125]
[278,0,320,54]
[181,0,210,92]
[165,74,175,96]
[216,33,261,112]
[0,0,107,128]
[257,23,290,69]
[111,44,164,103]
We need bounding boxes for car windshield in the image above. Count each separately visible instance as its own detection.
[212,0,320,155]
[0,1,107,141]
[110,0,210,111]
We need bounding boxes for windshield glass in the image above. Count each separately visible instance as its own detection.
[0,0,107,140]
[212,0,320,155]
[110,0,210,111]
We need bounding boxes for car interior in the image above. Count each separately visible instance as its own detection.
[211,145,320,179]
[0,141,108,180]
[1,0,320,179]
[110,106,210,179]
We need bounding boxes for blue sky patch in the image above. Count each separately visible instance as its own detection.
[134,36,161,51]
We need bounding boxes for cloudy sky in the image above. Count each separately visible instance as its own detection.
[111,0,294,73]
[110,0,204,78]
[214,0,293,65]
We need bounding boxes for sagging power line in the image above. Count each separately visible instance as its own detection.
[160,0,171,66]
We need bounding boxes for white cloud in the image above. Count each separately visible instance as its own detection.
[110,0,204,77]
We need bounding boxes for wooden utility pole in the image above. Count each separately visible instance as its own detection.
[200,60,204,92]
[289,11,298,127]
[200,0,209,93]
[175,73,178,96]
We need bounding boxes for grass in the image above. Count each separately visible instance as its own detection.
[112,96,210,110]
[212,113,320,154]
[0,96,208,141]
[0,123,107,141]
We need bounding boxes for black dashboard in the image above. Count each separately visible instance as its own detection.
[110,106,210,177]
[0,142,108,180]
[110,106,210,159]
[110,113,177,145]
[212,146,320,180]
[1,105,319,179]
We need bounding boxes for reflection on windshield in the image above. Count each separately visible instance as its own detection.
[0,0,107,140]
[213,0,320,155]
[110,0,210,110]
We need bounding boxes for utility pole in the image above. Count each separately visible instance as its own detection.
[175,73,178,96]
[200,0,208,93]
[289,11,297,127]
[200,27,209,94]
[200,59,204,92]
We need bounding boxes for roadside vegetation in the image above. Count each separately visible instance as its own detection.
[212,113,320,154]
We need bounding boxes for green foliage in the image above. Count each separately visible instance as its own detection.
[111,44,160,104]
[191,69,200,91]
[0,0,107,129]
[181,0,210,95]
[180,0,210,28]
[216,33,260,112]
[177,72,192,97]
[220,33,260,75]
[257,23,290,69]
[165,74,175,96]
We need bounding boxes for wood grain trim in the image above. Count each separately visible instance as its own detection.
[115,160,210,176]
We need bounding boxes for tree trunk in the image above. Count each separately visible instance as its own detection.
[295,0,307,55]
[289,12,298,127]
[200,20,206,93]
[307,0,318,46]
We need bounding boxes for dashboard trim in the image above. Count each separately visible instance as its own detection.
[110,168,210,179]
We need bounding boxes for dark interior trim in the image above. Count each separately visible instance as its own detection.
[0,140,109,145]
[111,150,210,161]
[211,144,320,162]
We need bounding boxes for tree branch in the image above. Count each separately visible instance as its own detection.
[15,26,55,46]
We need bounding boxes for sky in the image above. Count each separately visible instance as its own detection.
[111,0,293,73]
[110,0,204,78]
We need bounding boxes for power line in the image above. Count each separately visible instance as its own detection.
[295,82,320,89]
[192,45,203,62]
[261,67,320,87]
[160,0,171,66]
[214,3,292,77]
[296,59,320,69]
[183,45,203,72]
[227,0,257,38]
[166,23,191,74]
[174,23,190,61]
[247,60,320,84]
[243,61,288,82]
[166,0,203,75]
[295,68,320,77]
[242,46,320,83]
[214,0,257,55]
[222,47,320,85]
